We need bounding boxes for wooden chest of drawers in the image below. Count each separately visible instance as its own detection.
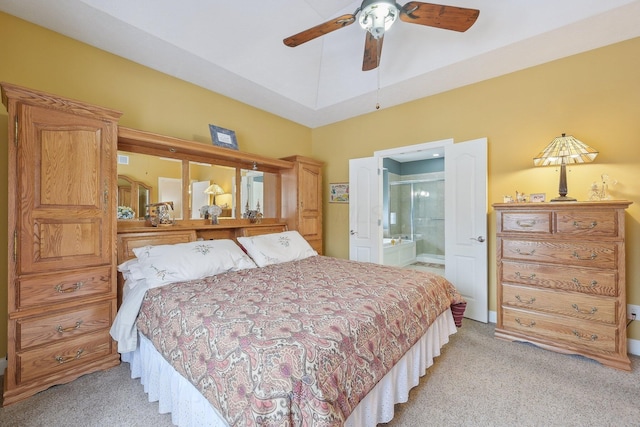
[494,201,632,370]
[2,83,122,405]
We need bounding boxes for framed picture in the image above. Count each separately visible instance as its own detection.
[329,183,349,203]
[530,193,546,203]
[209,125,238,150]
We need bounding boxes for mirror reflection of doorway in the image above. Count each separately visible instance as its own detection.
[158,177,182,219]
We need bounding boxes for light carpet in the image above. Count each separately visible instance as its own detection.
[1,320,638,426]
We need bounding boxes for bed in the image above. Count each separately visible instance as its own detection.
[111,227,466,426]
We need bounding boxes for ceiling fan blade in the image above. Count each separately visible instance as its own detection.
[283,14,356,47]
[400,2,479,32]
[362,32,384,71]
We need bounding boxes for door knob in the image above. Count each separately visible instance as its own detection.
[470,236,485,243]
[350,230,357,235]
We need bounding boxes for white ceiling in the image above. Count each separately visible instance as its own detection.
[2,0,640,128]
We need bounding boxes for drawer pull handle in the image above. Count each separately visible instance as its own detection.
[56,320,83,333]
[571,278,598,288]
[515,318,536,328]
[514,272,536,280]
[515,295,536,304]
[514,248,536,256]
[571,304,598,315]
[572,330,598,341]
[573,220,597,229]
[572,251,597,261]
[54,348,85,364]
[516,220,536,228]
[54,281,84,293]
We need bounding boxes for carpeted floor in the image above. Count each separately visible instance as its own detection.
[1,320,638,426]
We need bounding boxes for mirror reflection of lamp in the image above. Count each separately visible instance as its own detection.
[204,183,225,205]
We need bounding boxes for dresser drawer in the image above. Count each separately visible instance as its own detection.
[502,308,617,354]
[17,330,113,384]
[16,301,113,351]
[501,239,617,269]
[501,261,617,296]
[500,212,551,233]
[17,266,112,309]
[502,284,617,324]
[555,210,618,237]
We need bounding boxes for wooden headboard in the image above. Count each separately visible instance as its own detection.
[115,223,288,306]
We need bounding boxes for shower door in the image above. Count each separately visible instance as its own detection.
[412,180,444,261]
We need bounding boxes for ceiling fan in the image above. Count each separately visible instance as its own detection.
[283,0,480,71]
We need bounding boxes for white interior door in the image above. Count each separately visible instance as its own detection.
[444,138,488,322]
[348,157,382,263]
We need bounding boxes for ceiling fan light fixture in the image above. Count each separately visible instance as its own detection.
[358,0,399,39]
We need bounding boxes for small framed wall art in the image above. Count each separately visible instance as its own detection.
[209,124,238,150]
[329,183,349,203]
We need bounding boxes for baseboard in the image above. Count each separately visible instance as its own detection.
[487,311,640,356]
[488,310,497,324]
[628,338,640,356]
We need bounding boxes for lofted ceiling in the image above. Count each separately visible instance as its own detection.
[1,0,640,128]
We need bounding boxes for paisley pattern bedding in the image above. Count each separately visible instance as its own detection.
[136,256,464,426]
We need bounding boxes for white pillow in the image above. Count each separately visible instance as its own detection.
[237,230,317,267]
[130,239,256,287]
[118,258,142,282]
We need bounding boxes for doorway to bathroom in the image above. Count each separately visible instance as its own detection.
[349,138,488,322]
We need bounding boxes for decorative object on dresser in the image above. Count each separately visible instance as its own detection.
[494,200,632,370]
[1,82,122,405]
[533,133,599,202]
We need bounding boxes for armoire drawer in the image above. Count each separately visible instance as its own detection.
[16,301,113,351]
[501,239,617,269]
[502,308,618,354]
[501,261,618,296]
[555,210,618,237]
[17,330,113,384]
[500,212,551,233]
[17,266,112,309]
[502,284,616,324]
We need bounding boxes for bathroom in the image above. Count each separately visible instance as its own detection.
[382,156,445,272]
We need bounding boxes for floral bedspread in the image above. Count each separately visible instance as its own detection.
[136,256,464,426]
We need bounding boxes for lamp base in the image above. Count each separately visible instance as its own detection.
[551,195,577,202]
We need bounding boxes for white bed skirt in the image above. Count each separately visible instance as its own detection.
[122,308,457,427]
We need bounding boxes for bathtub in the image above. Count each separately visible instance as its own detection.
[382,238,416,267]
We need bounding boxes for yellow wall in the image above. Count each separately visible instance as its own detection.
[0,12,311,358]
[312,37,640,341]
[1,10,639,361]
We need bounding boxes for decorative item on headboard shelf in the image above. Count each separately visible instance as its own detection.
[146,201,175,227]
[200,204,223,225]
[243,200,263,224]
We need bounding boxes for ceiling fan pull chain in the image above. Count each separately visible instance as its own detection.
[376,68,381,110]
[376,38,381,110]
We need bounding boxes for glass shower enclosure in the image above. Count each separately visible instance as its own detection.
[387,176,445,264]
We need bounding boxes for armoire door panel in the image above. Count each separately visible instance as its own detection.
[17,103,113,274]
[37,219,103,258]
[38,128,101,207]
